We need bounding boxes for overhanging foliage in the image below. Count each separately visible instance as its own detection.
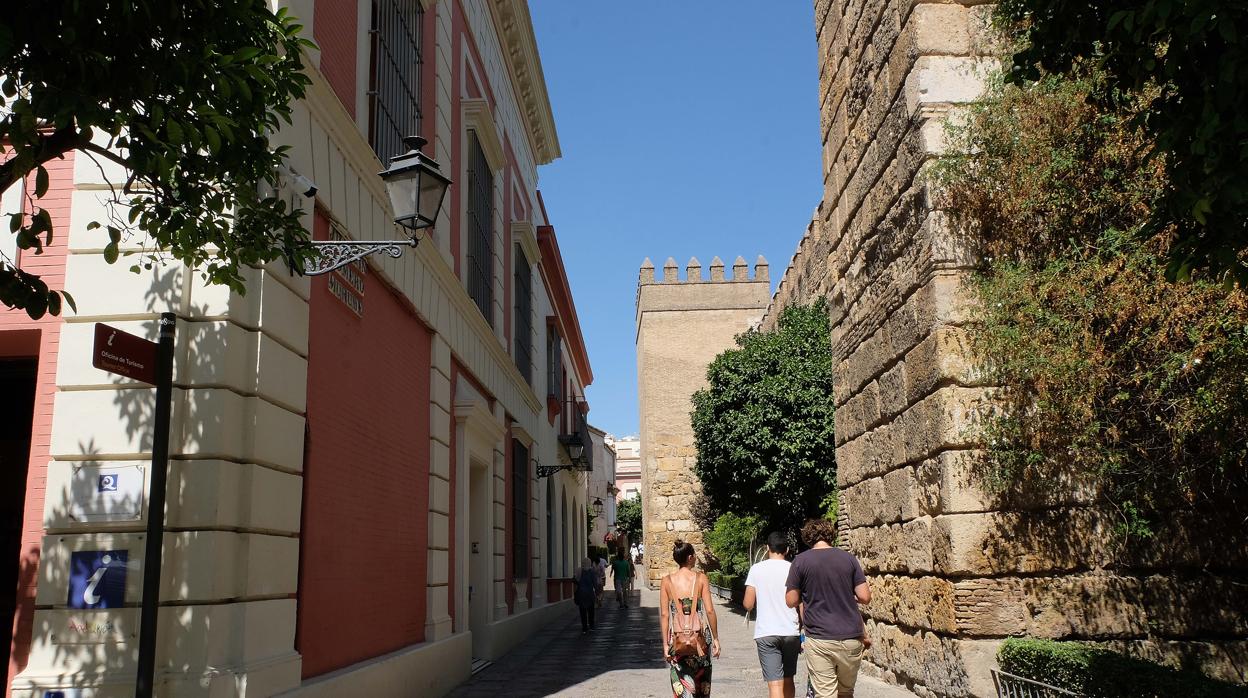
[998,0,1248,284]
[0,0,316,318]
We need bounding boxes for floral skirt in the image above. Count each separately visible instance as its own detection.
[669,654,712,697]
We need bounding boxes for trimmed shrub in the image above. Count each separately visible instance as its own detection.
[999,638,1248,697]
[702,512,761,578]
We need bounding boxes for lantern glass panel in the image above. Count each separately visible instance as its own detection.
[418,169,450,228]
[385,171,419,227]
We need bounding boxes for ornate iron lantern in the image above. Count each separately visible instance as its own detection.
[304,136,452,276]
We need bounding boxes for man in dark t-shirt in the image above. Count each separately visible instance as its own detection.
[785,518,871,697]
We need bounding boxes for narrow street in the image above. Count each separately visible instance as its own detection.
[449,570,916,698]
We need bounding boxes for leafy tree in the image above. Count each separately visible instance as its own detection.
[690,300,837,531]
[997,0,1248,284]
[616,496,642,545]
[0,1,315,318]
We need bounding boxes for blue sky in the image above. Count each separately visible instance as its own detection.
[530,2,822,437]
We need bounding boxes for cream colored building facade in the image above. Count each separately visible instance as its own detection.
[609,435,640,502]
[3,2,595,697]
[586,427,617,549]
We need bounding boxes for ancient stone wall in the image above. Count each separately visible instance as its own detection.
[755,1,1248,695]
[635,256,771,588]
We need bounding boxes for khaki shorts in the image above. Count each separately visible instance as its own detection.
[804,638,864,696]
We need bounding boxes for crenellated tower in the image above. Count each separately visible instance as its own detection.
[634,255,771,587]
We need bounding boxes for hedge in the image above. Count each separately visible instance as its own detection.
[999,638,1248,697]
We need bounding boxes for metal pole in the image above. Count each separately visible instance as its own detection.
[136,312,176,698]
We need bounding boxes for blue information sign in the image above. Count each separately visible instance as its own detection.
[97,473,119,492]
[67,550,127,609]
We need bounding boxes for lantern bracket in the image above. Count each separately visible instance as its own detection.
[304,237,420,276]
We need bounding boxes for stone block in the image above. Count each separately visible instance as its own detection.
[865,620,998,698]
[866,574,957,633]
[903,326,979,405]
[953,574,1148,639]
[1101,638,1248,684]
[933,510,1110,576]
[903,56,990,114]
[876,360,909,418]
[1141,575,1248,638]
[912,4,971,56]
[892,386,987,465]
[846,516,935,574]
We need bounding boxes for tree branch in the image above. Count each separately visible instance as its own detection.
[0,126,89,193]
[80,140,130,171]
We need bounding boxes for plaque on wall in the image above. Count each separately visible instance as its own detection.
[50,609,136,645]
[67,464,145,523]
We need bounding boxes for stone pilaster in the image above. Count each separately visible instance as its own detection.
[426,334,454,641]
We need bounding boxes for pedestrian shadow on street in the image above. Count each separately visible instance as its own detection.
[449,590,670,697]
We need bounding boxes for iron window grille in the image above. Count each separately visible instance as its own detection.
[466,132,494,324]
[514,246,533,383]
[368,0,424,163]
[546,324,563,404]
[512,440,529,579]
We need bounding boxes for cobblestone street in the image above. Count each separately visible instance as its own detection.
[448,571,916,698]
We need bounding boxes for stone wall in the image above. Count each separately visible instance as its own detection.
[756,1,1248,695]
[635,257,771,588]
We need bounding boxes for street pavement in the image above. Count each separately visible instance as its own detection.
[447,569,916,698]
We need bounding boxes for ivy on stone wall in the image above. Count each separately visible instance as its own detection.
[934,69,1248,537]
[690,300,837,531]
[998,0,1248,285]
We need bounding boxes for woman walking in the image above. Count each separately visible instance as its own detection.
[659,540,720,697]
[575,557,598,634]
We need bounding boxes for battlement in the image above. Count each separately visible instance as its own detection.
[638,255,769,285]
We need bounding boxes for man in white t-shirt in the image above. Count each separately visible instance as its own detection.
[744,532,801,698]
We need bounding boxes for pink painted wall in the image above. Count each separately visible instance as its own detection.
[1,153,73,695]
[297,208,433,678]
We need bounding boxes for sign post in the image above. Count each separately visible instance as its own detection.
[91,314,176,698]
[135,313,174,698]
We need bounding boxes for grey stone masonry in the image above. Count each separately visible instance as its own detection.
[757,1,1248,696]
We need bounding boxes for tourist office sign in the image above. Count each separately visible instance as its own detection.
[92,323,158,385]
[89,317,177,698]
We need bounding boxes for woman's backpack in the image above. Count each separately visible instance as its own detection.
[669,573,709,658]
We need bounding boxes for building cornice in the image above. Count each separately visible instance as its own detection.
[537,224,592,388]
[487,0,561,165]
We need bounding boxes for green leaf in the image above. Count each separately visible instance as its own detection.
[103,242,118,264]
[60,290,77,313]
[35,166,49,197]
[233,46,262,62]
